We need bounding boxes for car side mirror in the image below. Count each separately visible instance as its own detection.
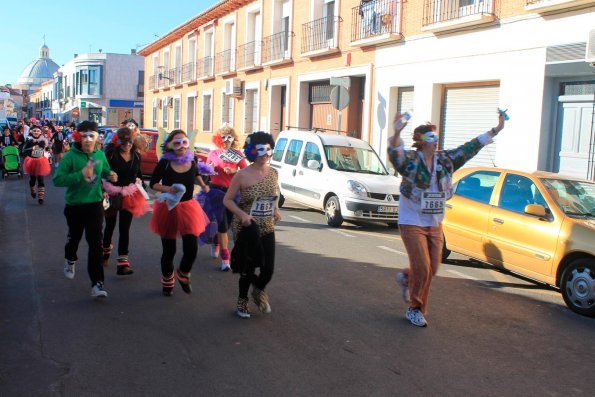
[307,159,321,171]
[524,204,547,218]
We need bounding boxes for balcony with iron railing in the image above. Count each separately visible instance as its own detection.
[197,56,214,80]
[525,0,594,12]
[237,40,263,71]
[351,0,402,46]
[182,62,197,83]
[422,0,497,32]
[302,16,340,57]
[262,31,293,65]
[170,67,183,86]
[215,49,236,76]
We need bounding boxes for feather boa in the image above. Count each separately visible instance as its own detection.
[102,180,139,197]
[161,151,194,164]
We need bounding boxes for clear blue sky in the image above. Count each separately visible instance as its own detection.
[0,0,215,86]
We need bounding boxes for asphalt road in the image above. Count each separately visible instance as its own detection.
[1,174,594,397]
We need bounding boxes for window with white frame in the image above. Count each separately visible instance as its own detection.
[221,93,234,126]
[202,93,212,132]
[187,96,196,132]
[152,99,158,128]
[162,97,169,129]
[173,97,181,129]
[244,88,259,134]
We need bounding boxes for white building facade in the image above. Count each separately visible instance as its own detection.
[374,8,595,180]
[53,52,144,125]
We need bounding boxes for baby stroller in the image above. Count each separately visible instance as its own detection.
[1,146,24,179]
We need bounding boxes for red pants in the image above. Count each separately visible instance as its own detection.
[400,224,443,314]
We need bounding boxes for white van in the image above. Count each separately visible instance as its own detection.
[271,129,400,227]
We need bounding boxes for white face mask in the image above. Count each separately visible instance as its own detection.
[255,144,273,157]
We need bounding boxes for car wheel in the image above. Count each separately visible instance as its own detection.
[442,235,451,262]
[561,258,595,317]
[325,196,343,227]
[278,193,285,209]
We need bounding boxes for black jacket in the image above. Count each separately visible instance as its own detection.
[230,221,264,274]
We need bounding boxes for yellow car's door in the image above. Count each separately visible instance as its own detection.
[444,170,500,261]
[486,173,561,279]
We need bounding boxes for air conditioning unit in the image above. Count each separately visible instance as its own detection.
[224,78,243,97]
[587,29,595,63]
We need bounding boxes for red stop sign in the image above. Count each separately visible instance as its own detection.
[72,108,80,118]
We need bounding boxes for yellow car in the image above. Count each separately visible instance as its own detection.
[443,167,595,317]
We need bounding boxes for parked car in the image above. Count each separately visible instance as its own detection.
[443,166,595,317]
[271,129,400,227]
[138,128,209,177]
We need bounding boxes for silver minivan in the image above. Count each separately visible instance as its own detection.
[271,129,400,227]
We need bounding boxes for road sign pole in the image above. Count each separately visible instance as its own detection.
[337,89,342,134]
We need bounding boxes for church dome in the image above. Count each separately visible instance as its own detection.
[15,43,60,90]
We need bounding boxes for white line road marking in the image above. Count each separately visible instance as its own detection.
[289,215,310,222]
[377,246,407,256]
[328,229,355,238]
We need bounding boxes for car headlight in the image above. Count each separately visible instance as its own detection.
[347,180,368,196]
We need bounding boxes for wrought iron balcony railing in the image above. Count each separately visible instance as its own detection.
[237,40,262,70]
[351,0,401,42]
[215,49,236,75]
[422,0,494,26]
[182,62,196,83]
[302,16,339,53]
[197,56,214,79]
[262,31,292,64]
[170,67,182,86]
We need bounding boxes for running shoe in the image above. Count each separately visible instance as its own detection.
[91,282,108,298]
[405,307,427,327]
[396,271,410,303]
[251,287,272,314]
[220,260,231,272]
[176,269,192,294]
[236,298,251,319]
[64,260,76,280]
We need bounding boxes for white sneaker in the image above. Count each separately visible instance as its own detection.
[64,260,76,280]
[91,282,108,298]
[405,308,427,327]
[396,272,410,302]
[219,260,231,272]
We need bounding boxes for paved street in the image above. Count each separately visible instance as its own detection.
[1,175,594,397]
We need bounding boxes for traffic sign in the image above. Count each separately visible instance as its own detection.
[330,76,351,88]
[330,86,350,111]
[72,108,80,118]
[81,101,86,108]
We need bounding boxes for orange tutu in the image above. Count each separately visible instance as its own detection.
[23,156,51,176]
[122,190,150,217]
[149,199,209,239]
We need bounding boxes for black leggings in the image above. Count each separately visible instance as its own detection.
[103,210,133,255]
[160,234,198,277]
[29,175,44,187]
[239,232,275,299]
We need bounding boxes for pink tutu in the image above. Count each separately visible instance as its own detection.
[149,199,209,239]
[23,156,51,176]
[122,190,150,217]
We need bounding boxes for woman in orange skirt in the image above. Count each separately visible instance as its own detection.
[23,125,51,204]
[149,129,209,296]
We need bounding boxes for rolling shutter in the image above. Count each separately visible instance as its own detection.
[441,85,499,168]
